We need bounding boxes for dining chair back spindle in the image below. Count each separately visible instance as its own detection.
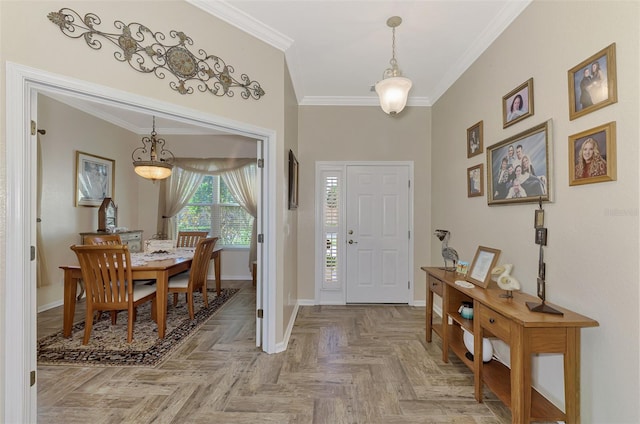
[84,234,122,246]
[71,244,157,344]
[176,231,209,248]
[168,237,218,319]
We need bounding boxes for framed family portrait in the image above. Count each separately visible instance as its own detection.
[75,151,114,207]
[569,121,616,186]
[568,43,617,120]
[502,78,534,128]
[487,120,551,205]
[467,164,484,198]
[467,120,483,158]
[466,246,501,288]
[288,149,299,210]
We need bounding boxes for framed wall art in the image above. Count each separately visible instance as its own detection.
[502,78,534,128]
[568,43,617,120]
[569,121,616,186]
[467,164,484,198]
[288,149,299,209]
[467,120,483,158]
[75,151,115,207]
[466,246,501,288]
[487,120,551,205]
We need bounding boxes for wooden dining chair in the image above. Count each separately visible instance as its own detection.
[71,244,157,344]
[176,231,209,248]
[84,234,122,245]
[168,237,218,319]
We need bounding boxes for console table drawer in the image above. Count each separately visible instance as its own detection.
[478,304,510,342]
[428,276,444,296]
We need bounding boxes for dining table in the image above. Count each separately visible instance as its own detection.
[60,246,222,339]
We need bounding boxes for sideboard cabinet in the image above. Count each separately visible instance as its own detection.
[80,230,143,253]
[422,266,598,424]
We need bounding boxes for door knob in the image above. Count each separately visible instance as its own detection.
[348,240,358,244]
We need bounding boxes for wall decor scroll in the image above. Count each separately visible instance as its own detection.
[47,8,265,100]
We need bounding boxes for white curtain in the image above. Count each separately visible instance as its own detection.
[222,163,257,268]
[36,133,51,287]
[157,158,255,239]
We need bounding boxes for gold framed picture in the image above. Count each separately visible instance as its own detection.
[502,78,534,128]
[75,151,115,207]
[467,164,484,198]
[568,43,617,120]
[569,121,616,186]
[467,120,483,158]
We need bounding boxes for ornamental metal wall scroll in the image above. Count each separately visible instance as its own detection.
[47,8,265,100]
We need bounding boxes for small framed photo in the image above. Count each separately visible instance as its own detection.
[487,120,551,205]
[535,228,548,246]
[534,209,545,228]
[466,246,501,288]
[568,43,617,120]
[537,277,546,300]
[75,151,115,207]
[502,78,534,128]
[288,149,299,209]
[569,122,616,186]
[467,164,484,198]
[538,262,546,280]
[467,120,483,158]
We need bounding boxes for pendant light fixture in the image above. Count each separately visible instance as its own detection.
[132,116,175,181]
[375,16,412,115]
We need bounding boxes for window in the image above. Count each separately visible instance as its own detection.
[177,175,253,247]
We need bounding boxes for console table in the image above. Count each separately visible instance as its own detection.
[422,266,598,424]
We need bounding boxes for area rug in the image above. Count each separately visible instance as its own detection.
[38,288,239,368]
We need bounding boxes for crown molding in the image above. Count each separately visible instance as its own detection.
[187,0,293,51]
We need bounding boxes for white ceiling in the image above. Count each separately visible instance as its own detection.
[191,0,532,106]
[47,0,531,134]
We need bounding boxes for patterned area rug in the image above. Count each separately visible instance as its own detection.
[38,288,239,367]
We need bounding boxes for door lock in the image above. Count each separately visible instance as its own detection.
[348,230,353,235]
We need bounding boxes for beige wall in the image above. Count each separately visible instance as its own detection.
[1,1,292,417]
[297,105,431,301]
[432,1,639,421]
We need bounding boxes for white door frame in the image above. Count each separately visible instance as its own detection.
[4,62,278,423]
[314,161,414,305]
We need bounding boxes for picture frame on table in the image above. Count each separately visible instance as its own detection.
[467,120,483,158]
[466,246,501,288]
[288,149,299,209]
[467,164,484,198]
[568,43,617,121]
[487,120,552,205]
[75,151,115,207]
[503,78,534,128]
[568,121,616,186]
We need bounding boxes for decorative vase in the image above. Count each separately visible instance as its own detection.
[462,328,493,363]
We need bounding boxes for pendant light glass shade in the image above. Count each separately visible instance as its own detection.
[376,16,412,115]
[134,162,172,180]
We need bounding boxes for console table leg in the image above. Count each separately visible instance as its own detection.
[564,328,580,424]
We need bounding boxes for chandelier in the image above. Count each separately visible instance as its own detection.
[132,116,175,181]
[375,16,412,115]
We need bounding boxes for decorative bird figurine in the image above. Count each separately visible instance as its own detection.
[491,264,521,298]
[434,229,458,271]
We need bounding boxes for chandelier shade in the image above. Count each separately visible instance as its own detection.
[376,16,412,115]
[132,116,175,181]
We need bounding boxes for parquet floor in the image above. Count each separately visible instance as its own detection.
[37,281,516,423]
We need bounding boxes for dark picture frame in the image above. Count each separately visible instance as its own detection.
[75,151,115,207]
[568,43,617,121]
[502,78,534,128]
[487,120,551,205]
[569,121,617,186]
[288,149,299,210]
[466,246,501,288]
[467,164,484,198]
[467,120,483,158]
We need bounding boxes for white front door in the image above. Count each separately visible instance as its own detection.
[345,165,410,303]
